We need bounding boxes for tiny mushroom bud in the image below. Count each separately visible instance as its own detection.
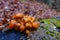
[25,30,30,35]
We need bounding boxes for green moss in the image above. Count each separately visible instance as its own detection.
[40,18,60,40]
[50,33,54,37]
[46,31,50,34]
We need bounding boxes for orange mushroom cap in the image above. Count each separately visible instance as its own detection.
[8,20,17,29]
[13,13,24,19]
[32,22,40,29]
[19,25,25,32]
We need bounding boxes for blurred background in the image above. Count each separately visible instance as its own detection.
[30,0,60,15]
[36,0,60,10]
[26,0,60,10]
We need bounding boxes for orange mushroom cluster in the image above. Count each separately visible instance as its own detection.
[7,13,40,35]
